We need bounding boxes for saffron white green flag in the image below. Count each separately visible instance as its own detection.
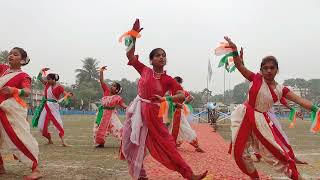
[215,42,236,73]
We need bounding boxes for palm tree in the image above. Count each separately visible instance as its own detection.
[75,57,99,84]
[0,50,9,64]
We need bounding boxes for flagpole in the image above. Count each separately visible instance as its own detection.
[207,58,210,104]
[223,69,226,103]
[207,59,210,123]
[207,73,209,102]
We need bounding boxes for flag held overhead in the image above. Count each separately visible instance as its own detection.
[214,42,237,73]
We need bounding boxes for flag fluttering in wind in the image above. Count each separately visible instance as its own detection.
[215,42,236,73]
[118,30,141,52]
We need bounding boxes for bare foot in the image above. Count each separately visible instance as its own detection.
[45,139,53,145]
[0,165,5,174]
[295,158,308,165]
[95,144,104,148]
[298,175,306,180]
[62,143,71,147]
[23,169,42,180]
[195,147,205,153]
[138,177,148,180]
[191,170,208,180]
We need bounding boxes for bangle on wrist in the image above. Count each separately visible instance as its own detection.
[166,96,173,102]
[231,51,239,57]
[19,89,25,97]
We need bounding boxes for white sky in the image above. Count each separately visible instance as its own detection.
[0,0,319,94]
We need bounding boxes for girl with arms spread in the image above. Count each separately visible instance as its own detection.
[225,36,318,179]
[32,69,72,147]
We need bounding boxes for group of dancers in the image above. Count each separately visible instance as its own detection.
[0,18,319,180]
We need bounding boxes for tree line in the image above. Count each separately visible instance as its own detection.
[1,50,319,110]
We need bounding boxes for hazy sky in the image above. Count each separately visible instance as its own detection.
[0,0,319,94]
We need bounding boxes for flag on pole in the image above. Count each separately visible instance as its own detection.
[208,59,213,83]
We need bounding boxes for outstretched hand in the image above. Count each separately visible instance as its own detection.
[100,66,107,71]
[224,36,238,51]
[297,111,304,120]
[132,19,143,32]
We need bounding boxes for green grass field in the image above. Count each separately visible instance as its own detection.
[1,115,320,179]
[2,115,130,180]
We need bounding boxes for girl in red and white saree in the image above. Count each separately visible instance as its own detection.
[32,68,72,147]
[169,76,204,153]
[120,19,207,180]
[224,36,319,180]
[94,66,127,148]
[0,47,42,179]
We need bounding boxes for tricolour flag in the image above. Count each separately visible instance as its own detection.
[215,43,236,73]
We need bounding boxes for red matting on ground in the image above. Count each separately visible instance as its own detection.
[144,124,268,180]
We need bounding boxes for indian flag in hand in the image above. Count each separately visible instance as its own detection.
[215,42,236,73]
[214,42,233,56]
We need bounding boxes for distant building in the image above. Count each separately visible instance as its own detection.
[25,89,44,108]
[273,86,304,115]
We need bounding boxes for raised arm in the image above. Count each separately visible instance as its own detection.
[126,19,143,62]
[224,36,254,81]
[99,66,107,86]
[98,66,111,93]
[37,68,49,85]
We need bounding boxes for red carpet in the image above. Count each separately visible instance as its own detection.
[144,124,268,179]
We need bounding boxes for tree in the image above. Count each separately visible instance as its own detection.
[31,76,44,91]
[283,78,311,99]
[0,50,9,64]
[212,94,224,103]
[224,89,234,105]
[308,79,320,103]
[189,91,205,107]
[232,81,249,104]
[116,78,137,104]
[75,57,99,84]
[73,80,102,110]
[72,57,101,109]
